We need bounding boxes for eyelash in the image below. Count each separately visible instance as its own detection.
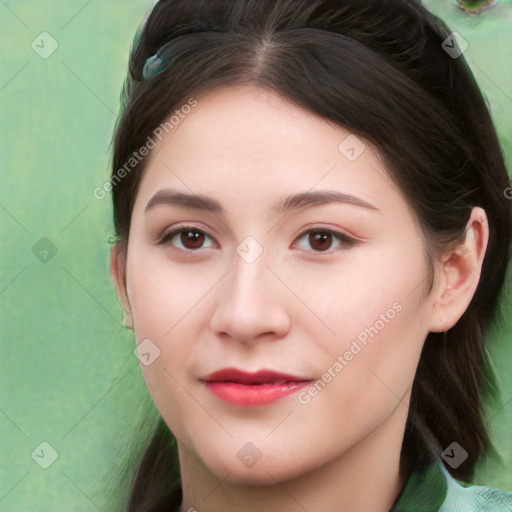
[158,225,358,257]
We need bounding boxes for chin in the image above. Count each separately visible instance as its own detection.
[201,450,311,486]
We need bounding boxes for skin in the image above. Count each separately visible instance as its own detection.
[111,85,489,512]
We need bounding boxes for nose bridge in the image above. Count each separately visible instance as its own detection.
[228,247,272,311]
[224,231,272,299]
[209,244,291,342]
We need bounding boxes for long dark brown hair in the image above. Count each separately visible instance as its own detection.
[109,0,512,509]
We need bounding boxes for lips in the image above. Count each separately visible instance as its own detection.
[203,368,310,384]
[201,368,313,406]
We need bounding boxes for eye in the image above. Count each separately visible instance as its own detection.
[293,228,356,254]
[159,226,216,252]
[158,226,356,255]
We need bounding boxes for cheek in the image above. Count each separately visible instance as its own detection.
[126,250,216,428]
[290,239,428,353]
[299,241,428,403]
[126,247,216,336]
[293,292,425,461]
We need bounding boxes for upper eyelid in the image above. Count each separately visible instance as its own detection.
[292,228,356,252]
[159,224,215,240]
[159,225,218,247]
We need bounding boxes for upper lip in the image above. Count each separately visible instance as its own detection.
[202,368,312,384]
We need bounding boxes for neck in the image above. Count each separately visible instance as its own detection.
[178,401,409,512]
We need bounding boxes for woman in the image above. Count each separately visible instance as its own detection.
[109,0,512,510]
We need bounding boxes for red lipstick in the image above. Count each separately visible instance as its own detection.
[201,368,313,407]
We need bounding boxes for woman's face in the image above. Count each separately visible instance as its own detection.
[118,85,440,484]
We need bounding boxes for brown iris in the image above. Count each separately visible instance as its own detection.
[181,229,205,249]
[308,230,334,252]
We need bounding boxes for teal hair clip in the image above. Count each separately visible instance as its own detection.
[142,28,219,80]
[142,52,167,80]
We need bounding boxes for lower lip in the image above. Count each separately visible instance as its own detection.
[204,381,312,406]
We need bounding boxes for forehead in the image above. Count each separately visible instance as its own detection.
[147,85,343,168]
[134,85,409,222]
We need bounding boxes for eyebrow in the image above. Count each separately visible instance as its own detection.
[145,188,381,214]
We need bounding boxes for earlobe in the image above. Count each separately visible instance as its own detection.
[429,207,488,333]
[110,243,134,330]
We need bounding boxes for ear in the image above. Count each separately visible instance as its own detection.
[429,207,489,333]
[110,242,134,329]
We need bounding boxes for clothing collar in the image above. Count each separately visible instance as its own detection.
[174,458,512,512]
[391,459,446,512]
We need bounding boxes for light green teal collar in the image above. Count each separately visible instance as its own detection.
[392,458,512,512]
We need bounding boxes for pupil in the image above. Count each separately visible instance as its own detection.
[310,231,332,251]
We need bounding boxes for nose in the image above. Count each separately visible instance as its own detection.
[209,251,292,345]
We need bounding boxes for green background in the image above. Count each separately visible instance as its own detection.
[1,1,511,510]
